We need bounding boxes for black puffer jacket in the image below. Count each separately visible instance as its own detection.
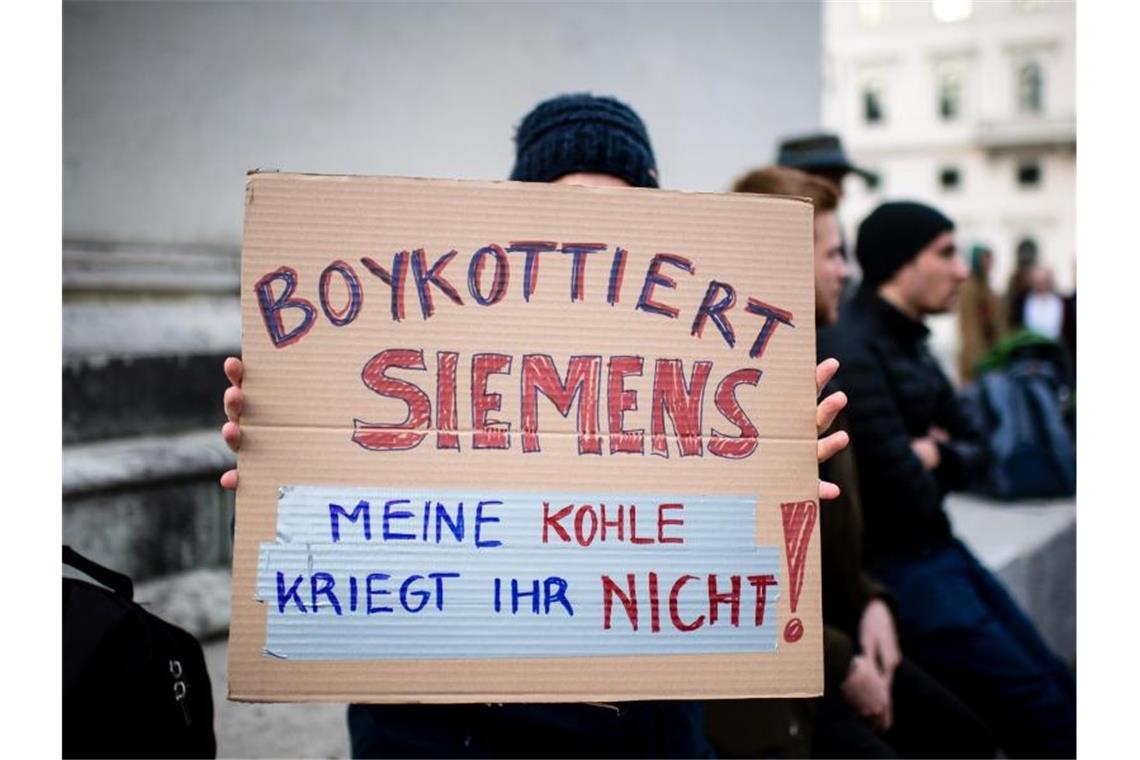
[819,288,988,563]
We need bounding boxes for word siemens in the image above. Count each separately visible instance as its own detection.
[254,243,796,460]
[273,499,778,634]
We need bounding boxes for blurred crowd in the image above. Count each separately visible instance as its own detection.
[958,239,1076,387]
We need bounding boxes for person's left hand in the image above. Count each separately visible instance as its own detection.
[929,425,950,445]
[859,598,901,686]
[219,357,244,490]
[816,358,849,500]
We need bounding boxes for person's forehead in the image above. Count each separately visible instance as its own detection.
[552,172,630,188]
[814,209,840,233]
[930,229,956,247]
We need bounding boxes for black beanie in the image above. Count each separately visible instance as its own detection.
[510,93,659,189]
[856,201,955,287]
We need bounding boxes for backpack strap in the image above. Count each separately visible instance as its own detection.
[63,546,134,600]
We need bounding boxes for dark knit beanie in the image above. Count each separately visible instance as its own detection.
[856,201,955,287]
[510,93,659,188]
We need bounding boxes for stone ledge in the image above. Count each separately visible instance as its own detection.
[64,479,233,583]
[63,241,239,295]
[64,299,240,361]
[947,493,1076,665]
[63,354,231,444]
[63,428,234,497]
[135,566,233,640]
[203,636,349,758]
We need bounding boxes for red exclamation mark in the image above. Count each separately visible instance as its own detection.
[779,499,817,643]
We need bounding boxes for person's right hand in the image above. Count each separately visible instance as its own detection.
[841,654,893,733]
[910,436,940,471]
[220,356,244,490]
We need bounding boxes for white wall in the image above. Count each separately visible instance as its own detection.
[64,1,822,247]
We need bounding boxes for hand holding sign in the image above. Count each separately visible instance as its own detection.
[815,358,849,500]
[219,357,243,490]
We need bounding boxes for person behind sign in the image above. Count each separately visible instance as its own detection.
[707,167,995,759]
[219,93,850,757]
[819,201,1076,758]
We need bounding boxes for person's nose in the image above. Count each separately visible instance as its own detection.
[838,258,852,283]
[954,258,969,281]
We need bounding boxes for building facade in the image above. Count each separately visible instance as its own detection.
[823,0,1075,375]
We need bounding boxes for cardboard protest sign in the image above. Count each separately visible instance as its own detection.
[229,172,821,702]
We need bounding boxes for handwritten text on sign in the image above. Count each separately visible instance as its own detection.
[252,241,796,460]
[256,486,791,660]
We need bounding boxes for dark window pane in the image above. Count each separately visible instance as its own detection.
[1019,62,1044,113]
[863,88,883,123]
[939,75,960,120]
[940,166,961,190]
[1017,161,1041,187]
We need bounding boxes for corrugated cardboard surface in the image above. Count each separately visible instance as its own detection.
[231,172,821,702]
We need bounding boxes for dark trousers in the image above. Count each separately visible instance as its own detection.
[813,657,995,759]
[347,701,714,758]
[872,538,1076,759]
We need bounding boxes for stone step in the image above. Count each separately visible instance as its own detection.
[62,241,240,443]
[63,429,236,583]
[203,635,350,759]
[945,493,1076,666]
[63,241,239,296]
[64,351,234,444]
[136,566,233,640]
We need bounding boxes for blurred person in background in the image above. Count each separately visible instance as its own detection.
[1061,263,1076,368]
[776,132,878,199]
[957,244,1005,384]
[220,93,850,758]
[708,168,993,760]
[819,201,1076,758]
[777,132,876,314]
[1022,265,1064,341]
[1003,240,1038,330]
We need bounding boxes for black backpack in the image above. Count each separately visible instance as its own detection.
[63,546,217,758]
[960,355,1076,500]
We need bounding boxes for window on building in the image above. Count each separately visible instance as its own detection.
[939,166,961,191]
[863,83,885,124]
[1018,61,1044,114]
[939,72,962,121]
[1017,160,1042,188]
[1016,237,1039,267]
